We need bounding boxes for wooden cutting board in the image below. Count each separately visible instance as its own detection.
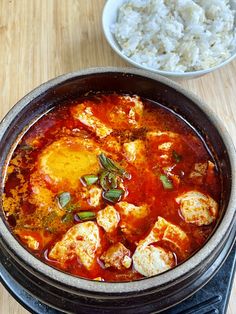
[0,1,235,313]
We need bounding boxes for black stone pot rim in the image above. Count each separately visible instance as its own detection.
[0,67,236,295]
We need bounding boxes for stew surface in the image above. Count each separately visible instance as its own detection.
[2,93,221,282]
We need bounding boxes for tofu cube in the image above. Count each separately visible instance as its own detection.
[123,139,146,164]
[49,221,100,270]
[97,205,120,233]
[72,104,113,138]
[176,190,218,226]
[133,245,174,277]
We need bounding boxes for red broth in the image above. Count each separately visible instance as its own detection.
[2,93,221,282]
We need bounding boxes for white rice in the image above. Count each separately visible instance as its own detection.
[111,0,236,72]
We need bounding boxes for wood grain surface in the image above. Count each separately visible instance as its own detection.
[0,1,235,313]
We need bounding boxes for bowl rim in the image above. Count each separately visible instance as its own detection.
[102,0,236,78]
[0,67,236,295]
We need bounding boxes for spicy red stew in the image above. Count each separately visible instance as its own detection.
[3,93,221,282]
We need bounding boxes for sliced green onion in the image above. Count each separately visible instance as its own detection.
[99,153,117,172]
[58,192,71,208]
[66,203,80,212]
[81,174,99,186]
[160,174,173,190]
[103,189,124,203]
[122,171,131,180]
[98,153,130,179]
[172,150,182,163]
[108,172,118,189]
[76,211,96,221]
[61,213,74,223]
[100,170,110,191]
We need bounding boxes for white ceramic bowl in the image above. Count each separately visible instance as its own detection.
[102,0,236,79]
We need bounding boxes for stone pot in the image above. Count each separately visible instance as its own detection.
[0,68,235,313]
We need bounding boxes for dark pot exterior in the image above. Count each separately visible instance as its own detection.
[0,68,235,313]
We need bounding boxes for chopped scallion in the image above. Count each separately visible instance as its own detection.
[58,192,71,208]
[100,170,110,191]
[61,213,74,223]
[66,203,80,212]
[160,174,173,190]
[103,189,124,203]
[98,153,130,179]
[99,153,117,172]
[172,150,182,163]
[81,174,99,186]
[108,172,118,189]
[76,211,96,221]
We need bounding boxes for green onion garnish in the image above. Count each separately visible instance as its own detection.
[108,172,118,189]
[100,170,110,191]
[98,153,130,179]
[172,150,182,163]
[58,192,71,208]
[103,189,124,203]
[160,174,173,190]
[66,203,80,212]
[99,153,117,172]
[76,211,96,221]
[61,213,74,223]
[81,174,99,186]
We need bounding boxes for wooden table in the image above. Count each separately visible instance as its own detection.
[0,1,235,313]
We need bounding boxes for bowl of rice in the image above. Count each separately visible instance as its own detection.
[102,0,236,79]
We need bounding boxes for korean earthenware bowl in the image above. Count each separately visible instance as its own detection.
[0,68,235,313]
